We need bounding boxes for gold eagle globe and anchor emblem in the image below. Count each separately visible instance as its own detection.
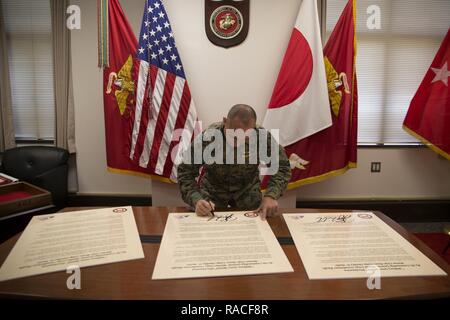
[324,57,351,117]
[210,6,243,39]
[205,0,250,48]
[220,13,236,30]
[106,55,135,116]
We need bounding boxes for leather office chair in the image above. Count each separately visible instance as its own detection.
[444,226,450,254]
[0,146,70,207]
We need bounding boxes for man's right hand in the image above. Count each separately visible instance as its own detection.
[195,199,215,216]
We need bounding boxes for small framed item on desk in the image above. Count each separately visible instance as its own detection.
[0,182,53,218]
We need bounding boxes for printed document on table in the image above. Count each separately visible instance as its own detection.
[152,211,293,280]
[283,212,447,279]
[0,206,144,281]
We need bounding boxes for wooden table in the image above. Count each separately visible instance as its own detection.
[0,207,449,299]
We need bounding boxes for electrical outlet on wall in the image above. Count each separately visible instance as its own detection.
[371,162,381,173]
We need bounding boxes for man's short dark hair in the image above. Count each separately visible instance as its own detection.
[227,104,257,126]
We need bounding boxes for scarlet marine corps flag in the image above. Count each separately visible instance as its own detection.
[263,0,357,190]
[99,0,198,181]
[403,28,450,160]
[263,0,331,146]
[99,0,150,178]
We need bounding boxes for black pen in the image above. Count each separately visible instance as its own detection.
[208,201,215,217]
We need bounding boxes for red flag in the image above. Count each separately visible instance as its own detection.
[264,0,358,189]
[403,28,450,160]
[101,0,162,180]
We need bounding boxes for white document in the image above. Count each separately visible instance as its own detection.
[0,206,144,281]
[152,212,293,280]
[284,212,447,280]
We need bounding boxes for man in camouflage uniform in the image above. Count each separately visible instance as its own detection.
[177,104,291,219]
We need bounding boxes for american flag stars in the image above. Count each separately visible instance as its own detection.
[137,0,185,79]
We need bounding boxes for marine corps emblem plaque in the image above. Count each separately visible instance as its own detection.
[205,0,250,48]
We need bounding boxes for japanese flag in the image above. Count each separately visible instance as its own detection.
[263,0,331,146]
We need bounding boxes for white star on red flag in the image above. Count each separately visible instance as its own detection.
[431,61,450,86]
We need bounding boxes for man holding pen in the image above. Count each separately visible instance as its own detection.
[177,104,291,220]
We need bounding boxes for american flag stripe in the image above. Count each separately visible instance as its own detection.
[139,68,167,167]
[147,72,176,172]
[164,85,196,179]
[130,61,149,159]
[155,76,186,175]
[170,102,197,180]
[133,64,158,163]
[168,88,196,173]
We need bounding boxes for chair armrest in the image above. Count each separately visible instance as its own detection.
[31,164,68,207]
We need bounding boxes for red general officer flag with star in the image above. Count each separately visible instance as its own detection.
[403,28,450,160]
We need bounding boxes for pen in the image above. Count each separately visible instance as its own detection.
[209,201,215,217]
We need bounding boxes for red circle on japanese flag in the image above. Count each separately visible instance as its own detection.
[269,29,313,109]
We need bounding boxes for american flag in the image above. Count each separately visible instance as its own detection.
[129,0,199,182]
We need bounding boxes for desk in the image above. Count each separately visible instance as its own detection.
[0,207,449,299]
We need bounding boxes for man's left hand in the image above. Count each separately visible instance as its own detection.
[254,196,279,220]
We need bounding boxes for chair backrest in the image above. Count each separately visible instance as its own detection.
[2,146,70,207]
[2,146,69,179]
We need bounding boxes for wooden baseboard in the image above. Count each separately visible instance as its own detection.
[67,194,152,207]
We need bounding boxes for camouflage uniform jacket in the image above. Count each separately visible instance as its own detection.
[177,122,291,209]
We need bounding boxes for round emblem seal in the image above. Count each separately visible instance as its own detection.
[210,5,243,40]
[113,208,128,213]
[244,212,258,218]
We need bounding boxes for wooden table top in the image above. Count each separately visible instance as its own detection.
[0,207,448,300]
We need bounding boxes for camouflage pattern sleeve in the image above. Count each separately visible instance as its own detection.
[264,132,291,200]
[177,135,204,207]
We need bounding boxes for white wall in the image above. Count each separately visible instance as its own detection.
[70,0,450,200]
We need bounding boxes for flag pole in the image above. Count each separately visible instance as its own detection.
[98,0,109,68]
